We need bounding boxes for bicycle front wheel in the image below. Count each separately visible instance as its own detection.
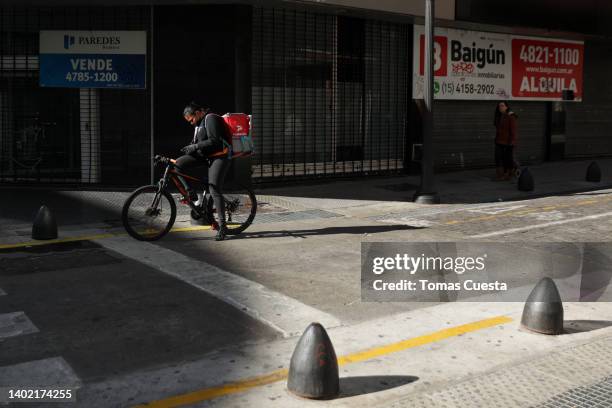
[122,185,177,241]
[209,183,257,235]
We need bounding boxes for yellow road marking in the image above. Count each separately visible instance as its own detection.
[134,315,513,408]
[0,233,117,250]
[575,200,597,206]
[134,369,290,408]
[337,316,512,365]
[168,225,212,233]
[0,225,214,250]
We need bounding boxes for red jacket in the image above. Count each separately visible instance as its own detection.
[495,112,517,146]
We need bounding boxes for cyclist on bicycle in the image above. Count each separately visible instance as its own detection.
[178,102,231,241]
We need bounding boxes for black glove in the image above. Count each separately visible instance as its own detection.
[181,144,198,155]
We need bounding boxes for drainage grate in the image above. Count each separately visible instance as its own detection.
[534,376,612,408]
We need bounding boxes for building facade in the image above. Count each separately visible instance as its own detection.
[0,0,610,186]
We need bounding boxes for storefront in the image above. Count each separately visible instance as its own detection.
[0,6,151,185]
[0,1,610,187]
[411,25,585,171]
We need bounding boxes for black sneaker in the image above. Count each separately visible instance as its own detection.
[188,190,198,203]
[212,222,227,241]
[215,228,226,241]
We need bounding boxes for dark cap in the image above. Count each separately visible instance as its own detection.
[183,101,209,116]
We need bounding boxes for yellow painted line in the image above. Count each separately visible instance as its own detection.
[134,369,289,408]
[0,225,215,250]
[337,315,512,365]
[171,225,241,233]
[134,315,513,408]
[169,225,212,233]
[0,233,117,250]
[472,216,497,221]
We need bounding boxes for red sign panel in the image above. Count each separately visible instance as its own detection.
[512,38,584,100]
[419,35,448,77]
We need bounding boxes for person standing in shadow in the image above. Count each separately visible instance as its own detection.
[493,101,518,181]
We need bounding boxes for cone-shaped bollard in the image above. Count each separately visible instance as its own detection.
[32,205,58,240]
[521,277,563,335]
[517,167,534,192]
[287,323,339,399]
[586,161,602,182]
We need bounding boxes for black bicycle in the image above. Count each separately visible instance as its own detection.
[122,155,257,241]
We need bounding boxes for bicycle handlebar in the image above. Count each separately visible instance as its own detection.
[153,155,177,166]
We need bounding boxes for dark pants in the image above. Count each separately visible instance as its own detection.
[495,143,514,172]
[175,153,231,224]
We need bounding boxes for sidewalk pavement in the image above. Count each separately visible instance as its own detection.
[1,158,611,233]
[255,157,612,208]
[75,301,612,408]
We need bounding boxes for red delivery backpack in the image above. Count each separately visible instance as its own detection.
[221,113,254,158]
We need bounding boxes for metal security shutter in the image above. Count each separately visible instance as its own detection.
[0,6,150,186]
[433,100,546,170]
[565,41,612,158]
[251,6,409,181]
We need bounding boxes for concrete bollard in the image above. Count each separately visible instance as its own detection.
[287,323,339,399]
[586,161,602,183]
[520,277,564,335]
[32,205,58,240]
[517,167,534,192]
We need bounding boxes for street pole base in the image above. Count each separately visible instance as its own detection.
[413,191,440,204]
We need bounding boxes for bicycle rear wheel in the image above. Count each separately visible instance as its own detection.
[208,183,257,235]
[122,185,177,241]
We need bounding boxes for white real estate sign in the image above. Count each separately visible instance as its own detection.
[413,25,584,101]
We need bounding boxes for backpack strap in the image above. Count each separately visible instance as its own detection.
[205,113,233,159]
[208,146,231,159]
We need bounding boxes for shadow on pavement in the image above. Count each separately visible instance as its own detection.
[0,240,278,381]
[563,320,612,334]
[255,159,612,205]
[337,375,419,398]
[234,225,424,239]
[258,176,420,202]
[0,189,127,226]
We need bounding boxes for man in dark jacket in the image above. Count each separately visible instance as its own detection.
[177,102,231,241]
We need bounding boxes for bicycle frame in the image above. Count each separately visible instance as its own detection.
[158,159,203,214]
